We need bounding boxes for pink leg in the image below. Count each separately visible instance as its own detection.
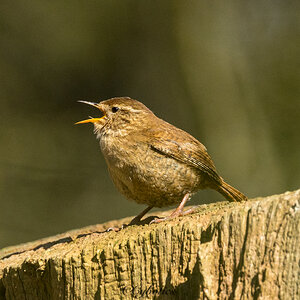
[150,193,194,224]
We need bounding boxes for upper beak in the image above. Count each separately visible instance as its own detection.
[75,101,106,124]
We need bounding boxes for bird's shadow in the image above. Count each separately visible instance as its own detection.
[1,216,158,261]
[1,236,75,260]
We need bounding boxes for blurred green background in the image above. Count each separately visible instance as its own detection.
[0,1,299,248]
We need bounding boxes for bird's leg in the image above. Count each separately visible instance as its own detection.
[169,193,191,218]
[150,193,193,224]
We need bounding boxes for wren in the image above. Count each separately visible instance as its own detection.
[76,97,247,225]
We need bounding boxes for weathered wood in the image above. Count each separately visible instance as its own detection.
[0,190,299,299]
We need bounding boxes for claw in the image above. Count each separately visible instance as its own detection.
[181,206,198,215]
[149,205,197,225]
[150,217,167,225]
[106,227,120,232]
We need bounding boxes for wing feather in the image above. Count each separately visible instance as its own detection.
[139,120,221,183]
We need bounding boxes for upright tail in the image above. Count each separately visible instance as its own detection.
[215,179,248,202]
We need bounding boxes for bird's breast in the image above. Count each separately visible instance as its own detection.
[98,135,205,207]
[99,135,140,168]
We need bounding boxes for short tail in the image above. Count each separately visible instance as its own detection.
[215,179,248,202]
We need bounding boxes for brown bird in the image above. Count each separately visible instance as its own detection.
[76,97,247,226]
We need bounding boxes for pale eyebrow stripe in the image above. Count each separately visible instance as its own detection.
[125,107,142,113]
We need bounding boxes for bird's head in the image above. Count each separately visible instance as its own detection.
[76,97,154,137]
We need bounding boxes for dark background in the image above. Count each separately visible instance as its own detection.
[1,1,299,248]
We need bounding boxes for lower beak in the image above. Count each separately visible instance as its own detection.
[75,117,105,125]
[75,101,105,125]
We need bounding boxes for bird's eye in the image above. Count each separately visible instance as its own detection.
[112,107,119,113]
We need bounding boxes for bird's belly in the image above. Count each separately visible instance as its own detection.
[106,150,204,207]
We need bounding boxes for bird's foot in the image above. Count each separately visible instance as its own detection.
[150,206,198,224]
[181,206,198,215]
[106,226,121,232]
[106,223,131,232]
[149,217,168,224]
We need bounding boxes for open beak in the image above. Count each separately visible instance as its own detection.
[75,101,105,125]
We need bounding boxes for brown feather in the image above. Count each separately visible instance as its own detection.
[140,115,222,184]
